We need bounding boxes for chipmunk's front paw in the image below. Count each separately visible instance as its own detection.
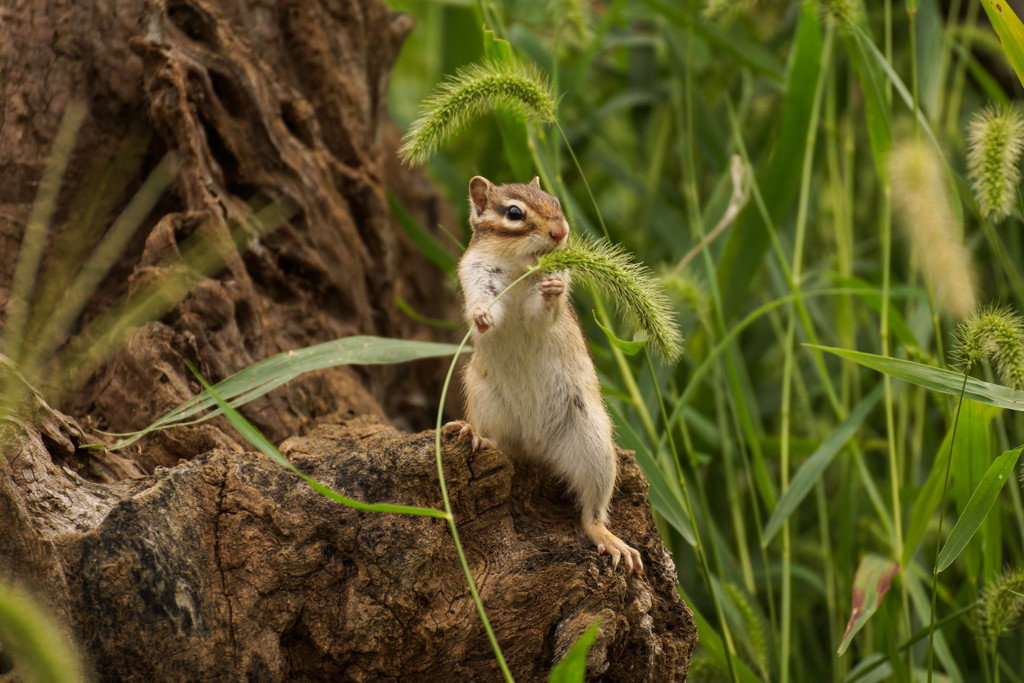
[471,304,495,333]
[539,275,564,300]
[441,420,496,453]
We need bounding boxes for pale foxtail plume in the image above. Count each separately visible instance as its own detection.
[399,60,556,166]
[967,104,1024,222]
[954,304,1024,389]
[889,137,977,319]
[535,236,683,361]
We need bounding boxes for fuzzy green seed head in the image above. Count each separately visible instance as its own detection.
[659,267,706,316]
[954,305,1024,389]
[967,104,1024,222]
[399,60,557,167]
[703,0,756,21]
[978,565,1024,647]
[820,0,861,29]
[549,0,592,47]
[535,236,683,362]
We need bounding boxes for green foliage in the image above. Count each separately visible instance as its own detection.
[382,1,1024,678]
[106,336,470,451]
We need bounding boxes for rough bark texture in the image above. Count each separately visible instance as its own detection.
[1,0,454,471]
[1,363,695,681]
[0,0,696,679]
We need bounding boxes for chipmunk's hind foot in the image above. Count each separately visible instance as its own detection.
[585,521,643,573]
[441,420,497,453]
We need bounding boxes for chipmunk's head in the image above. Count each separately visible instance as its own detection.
[467,175,569,259]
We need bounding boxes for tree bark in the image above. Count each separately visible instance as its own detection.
[1,361,695,681]
[0,0,697,679]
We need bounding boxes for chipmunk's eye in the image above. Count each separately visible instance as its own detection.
[507,205,524,221]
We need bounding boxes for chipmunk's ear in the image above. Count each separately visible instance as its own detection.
[530,176,541,188]
[469,176,492,216]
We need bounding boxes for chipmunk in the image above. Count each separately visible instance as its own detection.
[443,175,643,572]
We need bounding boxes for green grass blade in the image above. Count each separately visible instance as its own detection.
[548,618,601,682]
[192,365,449,518]
[714,0,823,315]
[483,27,534,180]
[936,446,1023,572]
[762,384,883,546]
[838,554,900,655]
[108,337,470,449]
[609,405,696,545]
[842,27,893,181]
[387,193,458,273]
[812,345,1024,411]
[952,401,1000,578]
[593,311,647,356]
[0,586,82,683]
[639,0,785,83]
[678,586,765,683]
[979,0,1024,89]
[904,428,955,568]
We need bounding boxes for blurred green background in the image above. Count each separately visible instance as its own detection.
[386,1,1024,680]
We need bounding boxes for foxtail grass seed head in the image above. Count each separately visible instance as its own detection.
[549,0,592,47]
[954,305,1024,389]
[889,137,977,319]
[659,266,706,316]
[978,565,1024,647]
[535,236,683,361]
[399,60,557,166]
[820,0,860,29]
[967,104,1024,222]
[703,0,755,21]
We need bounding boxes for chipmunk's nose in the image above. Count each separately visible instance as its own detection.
[549,224,567,243]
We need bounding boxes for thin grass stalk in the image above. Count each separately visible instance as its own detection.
[2,101,87,369]
[909,0,920,136]
[549,60,741,681]
[780,312,796,683]
[979,219,1024,306]
[942,0,979,141]
[935,0,963,138]
[926,372,970,683]
[711,368,756,593]
[432,268,543,683]
[776,20,832,670]
[882,178,914,672]
[642,350,739,683]
[22,153,179,379]
[723,99,845,416]
[663,287,897,537]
